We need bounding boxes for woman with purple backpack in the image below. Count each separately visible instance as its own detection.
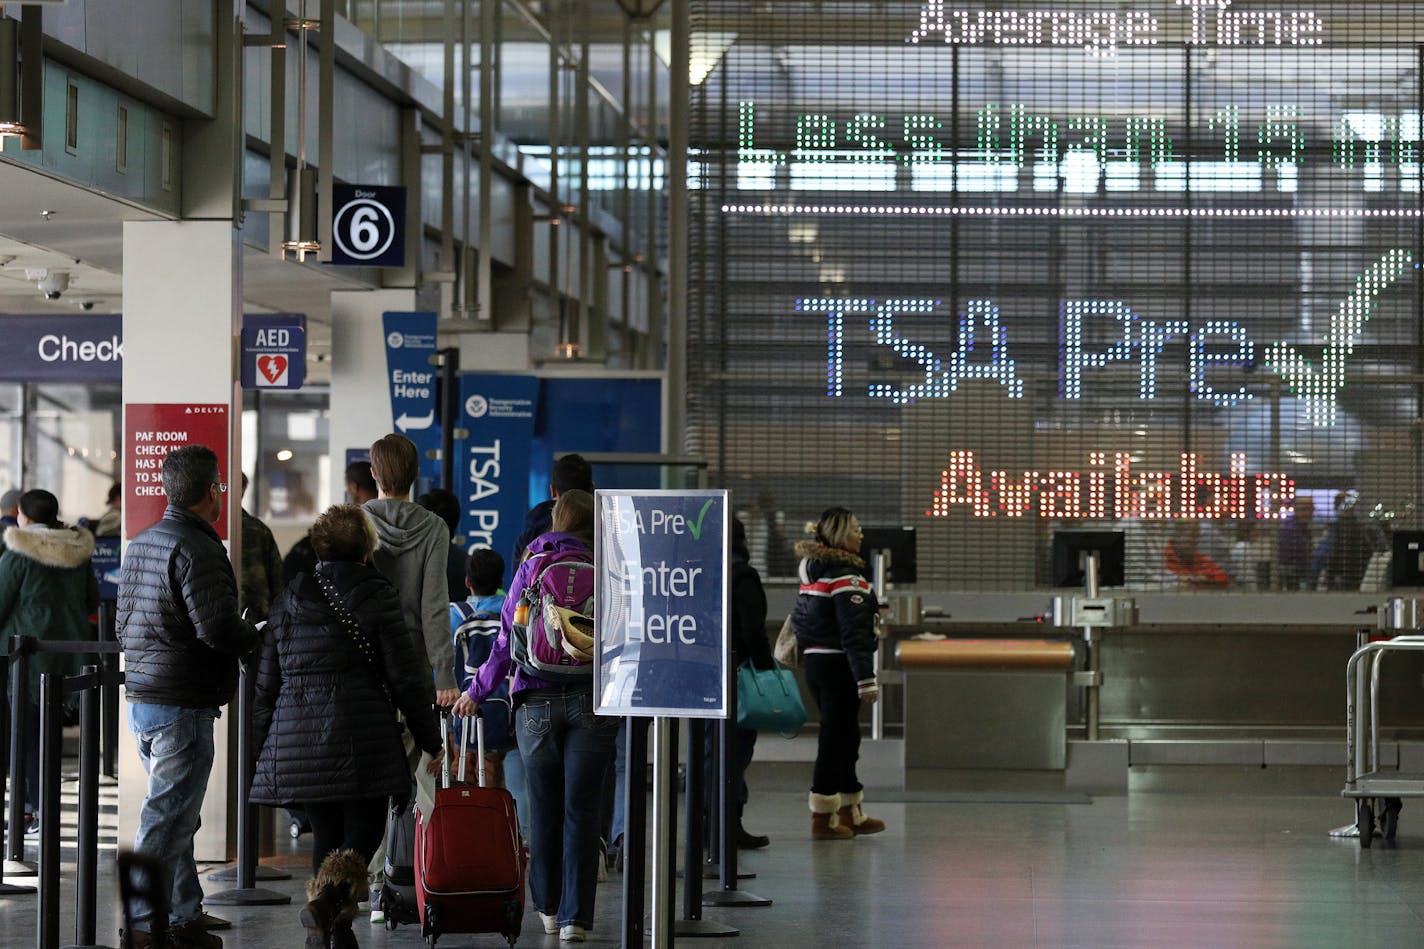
[451,489,614,943]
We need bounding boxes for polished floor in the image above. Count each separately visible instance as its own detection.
[3,760,1424,948]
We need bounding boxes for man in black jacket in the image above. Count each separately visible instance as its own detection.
[117,445,260,949]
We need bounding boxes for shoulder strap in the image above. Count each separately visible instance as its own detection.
[313,572,393,702]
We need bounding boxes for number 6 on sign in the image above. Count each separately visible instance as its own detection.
[330,184,406,267]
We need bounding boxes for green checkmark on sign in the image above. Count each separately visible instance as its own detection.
[687,498,716,540]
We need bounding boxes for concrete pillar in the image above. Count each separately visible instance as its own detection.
[329,288,417,501]
[118,220,244,863]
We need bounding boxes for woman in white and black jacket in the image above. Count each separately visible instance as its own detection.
[790,507,886,840]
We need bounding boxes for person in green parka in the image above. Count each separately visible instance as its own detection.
[0,488,98,831]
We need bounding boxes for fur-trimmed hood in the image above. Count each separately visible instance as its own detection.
[793,539,865,570]
[2,524,94,569]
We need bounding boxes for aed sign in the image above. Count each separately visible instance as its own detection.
[240,314,306,389]
[330,184,406,267]
[594,490,728,719]
[0,314,122,383]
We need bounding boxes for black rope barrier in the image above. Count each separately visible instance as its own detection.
[702,708,769,906]
[0,653,34,897]
[675,718,737,937]
[36,666,123,949]
[203,661,291,904]
[8,637,120,879]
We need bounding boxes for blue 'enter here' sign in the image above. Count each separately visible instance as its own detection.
[594,490,728,719]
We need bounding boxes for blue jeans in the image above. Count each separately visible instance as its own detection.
[503,745,532,842]
[127,703,218,931]
[516,687,618,930]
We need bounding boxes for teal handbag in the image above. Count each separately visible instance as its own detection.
[736,661,807,735]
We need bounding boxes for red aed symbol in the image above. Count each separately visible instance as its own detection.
[256,354,288,386]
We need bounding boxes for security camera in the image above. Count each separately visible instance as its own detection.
[79,300,95,311]
[26,269,69,300]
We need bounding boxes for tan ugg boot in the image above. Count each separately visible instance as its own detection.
[809,792,854,840]
[836,790,886,835]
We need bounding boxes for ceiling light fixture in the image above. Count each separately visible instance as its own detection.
[0,15,25,149]
[281,3,320,261]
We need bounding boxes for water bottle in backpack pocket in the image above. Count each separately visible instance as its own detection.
[510,549,596,683]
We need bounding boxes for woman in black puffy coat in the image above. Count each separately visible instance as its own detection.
[250,504,441,875]
[791,506,886,840]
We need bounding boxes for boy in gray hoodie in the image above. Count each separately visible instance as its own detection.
[362,434,458,913]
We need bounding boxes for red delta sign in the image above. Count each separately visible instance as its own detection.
[928,450,1295,520]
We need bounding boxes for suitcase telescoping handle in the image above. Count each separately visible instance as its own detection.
[438,706,485,790]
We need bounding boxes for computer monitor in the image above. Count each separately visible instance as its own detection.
[1051,529,1126,588]
[859,526,917,585]
[1390,530,1424,588]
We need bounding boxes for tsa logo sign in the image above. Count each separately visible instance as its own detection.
[464,394,489,418]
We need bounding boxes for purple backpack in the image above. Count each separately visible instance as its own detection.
[510,548,596,683]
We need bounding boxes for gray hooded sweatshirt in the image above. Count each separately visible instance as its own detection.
[363,498,457,691]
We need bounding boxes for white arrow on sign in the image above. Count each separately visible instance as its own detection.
[395,410,435,432]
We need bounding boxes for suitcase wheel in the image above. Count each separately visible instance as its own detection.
[289,818,302,839]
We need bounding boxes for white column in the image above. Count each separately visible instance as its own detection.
[118,220,243,864]
[329,288,416,501]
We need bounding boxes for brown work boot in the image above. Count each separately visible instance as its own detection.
[119,930,159,949]
[300,882,345,949]
[809,792,853,840]
[835,790,886,836]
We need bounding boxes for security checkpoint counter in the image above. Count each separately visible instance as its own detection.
[896,638,1076,770]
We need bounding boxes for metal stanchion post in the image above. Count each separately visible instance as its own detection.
[621,717,649,949]
[61,666,116,949]
[699,721,752,884]
[703,719,769,908]
[39,671,63,949]
[0,660,31,894]
[649,717,676,949]
[96,602,119,780]
[675,719,736,937]
[7,637,36,877]
[204,664,290,905]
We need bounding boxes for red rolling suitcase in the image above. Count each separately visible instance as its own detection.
[415,711,526,947]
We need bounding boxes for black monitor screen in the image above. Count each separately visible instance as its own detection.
[859,526,917,585]
[1052,530,1126,588]
[1391,531,1424,588]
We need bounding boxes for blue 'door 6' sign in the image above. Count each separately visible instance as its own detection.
[594,490,728,719]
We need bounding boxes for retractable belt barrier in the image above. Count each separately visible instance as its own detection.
[7,635,122,881]
[203,661,291,905]
[36,664,123,949]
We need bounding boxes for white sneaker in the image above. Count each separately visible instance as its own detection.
[560,924,587,942]
[539,912,558,934]
[369,908,385,925]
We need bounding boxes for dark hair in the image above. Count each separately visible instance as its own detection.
[369,434,420,496]
[19,489,61,528]
[814,506,858,550]
[162,445,220,508]
[344,460,377,498]
[106,483,121,504]
[417,488,461,539]
[551,454,594,495]
[465,548,506,596]
[551,489,595,542]
[310,504,377,563]
[731,516,750,560]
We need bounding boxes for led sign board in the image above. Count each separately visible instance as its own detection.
[906,0,1327,54]
[930,451,1294,520]
[800,248,1414,426]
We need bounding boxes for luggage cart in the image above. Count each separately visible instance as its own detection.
[1341,635,1424,848]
